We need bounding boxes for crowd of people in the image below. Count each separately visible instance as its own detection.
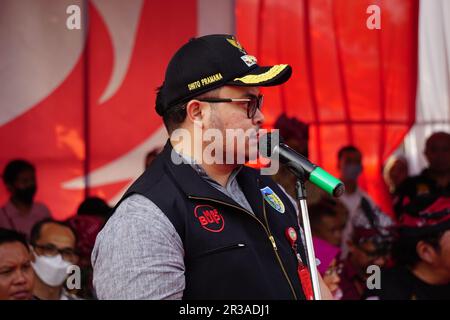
[0,158,114,299]
[275,117,450,300]
[1,127,448,300]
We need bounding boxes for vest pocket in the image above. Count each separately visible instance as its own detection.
[193,243,246,259]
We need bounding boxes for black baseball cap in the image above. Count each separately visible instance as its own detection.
[156,34,292,116]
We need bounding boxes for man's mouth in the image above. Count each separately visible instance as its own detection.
[11,290,31,300]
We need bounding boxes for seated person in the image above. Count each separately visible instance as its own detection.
[310,198,348,247]
[367,194,450,300]
[394,132,450,217]
[336,145,381,258]
[30,219,80,300]
[0,159,51,238]
[339,207,395,300]
[272,114,315,200]
[313,236,343,300]
[67,196,111,299]
[0,228,35,300]
[383,155,409,196]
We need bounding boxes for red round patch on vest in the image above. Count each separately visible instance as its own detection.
[194,205,225,233]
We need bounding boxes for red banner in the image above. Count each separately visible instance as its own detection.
[0,0,197,219]
[236,0,419,214]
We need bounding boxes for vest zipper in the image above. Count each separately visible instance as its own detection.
[188,195,298,300]
[194,243,246,259]
[260,191,298,301]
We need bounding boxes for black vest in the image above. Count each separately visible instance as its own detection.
[114,141,307,300]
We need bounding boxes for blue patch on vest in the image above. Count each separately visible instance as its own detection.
[260,186,285,213]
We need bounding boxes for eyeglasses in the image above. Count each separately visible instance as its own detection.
[324,263,343,276]
[198,95,264,119]
[33,243,78,262]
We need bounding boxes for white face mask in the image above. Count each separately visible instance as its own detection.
[333,288,343,300]
[31,252,71,287]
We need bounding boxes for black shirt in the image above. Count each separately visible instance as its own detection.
[365,266,450,300]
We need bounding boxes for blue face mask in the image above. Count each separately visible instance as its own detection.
[343,164,362,180]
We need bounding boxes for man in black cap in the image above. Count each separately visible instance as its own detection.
[92,34,332,300]
[366,194,450,300]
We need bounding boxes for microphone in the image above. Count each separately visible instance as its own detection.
[259,133,345,198]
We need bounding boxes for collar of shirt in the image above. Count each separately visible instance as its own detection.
[175,151,243,187]
[173,150,253,214]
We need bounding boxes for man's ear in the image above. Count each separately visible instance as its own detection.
[185,100,206,125]
[416,240,437,264]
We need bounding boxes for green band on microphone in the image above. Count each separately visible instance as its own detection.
[309,167,343,196]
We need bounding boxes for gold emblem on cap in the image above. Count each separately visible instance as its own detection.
[227,36,246,54]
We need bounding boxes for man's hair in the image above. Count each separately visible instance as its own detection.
[2,159,35,186]
[157,86,221,134]
[77,196,112,220]
[0,228,29,251]
[309,200,340,230]
[337,145,361,161]
[425,131,450,152]
[30,218,78,246]
[392,231,444,268]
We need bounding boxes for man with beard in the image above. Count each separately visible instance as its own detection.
[0,159,51,238]
[93,34,332,300]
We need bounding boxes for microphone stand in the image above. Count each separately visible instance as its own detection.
[294,168,322,300]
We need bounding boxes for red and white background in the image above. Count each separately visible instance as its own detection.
[0,0,449,220]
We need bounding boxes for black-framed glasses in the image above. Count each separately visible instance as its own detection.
[33,243,78,262]
[198,95,264,119]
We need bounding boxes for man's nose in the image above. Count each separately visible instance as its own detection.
[252,108,265,126]
[333,274,341,284]
[13,270,28,285]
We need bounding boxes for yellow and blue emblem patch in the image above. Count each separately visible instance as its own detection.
[260,186,285,214]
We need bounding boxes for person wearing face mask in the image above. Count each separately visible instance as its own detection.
[337,146,381,258]
[0,159,51,238]
[29,219,80,300]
